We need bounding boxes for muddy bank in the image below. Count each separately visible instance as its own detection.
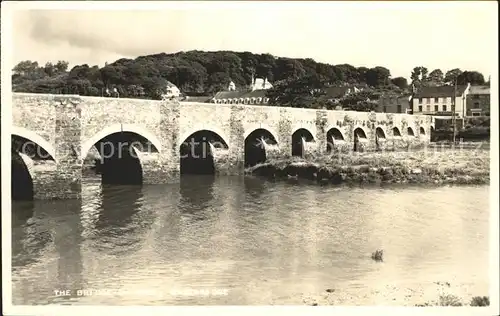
[245,149,490,186]
[268,281,489,306]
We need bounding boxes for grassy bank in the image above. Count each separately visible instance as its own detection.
[245,148,490,186]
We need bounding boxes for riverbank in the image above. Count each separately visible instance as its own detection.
[245,148,490,186]
[269,281,489,306]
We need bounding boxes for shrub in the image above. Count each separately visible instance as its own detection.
[470,296,489,306]
[438,294,463,306]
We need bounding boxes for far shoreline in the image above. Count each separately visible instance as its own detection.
[245,147,490,187]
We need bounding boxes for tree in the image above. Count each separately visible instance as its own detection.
[44,62,56,77]
[12,60,39,76]
[365,66,391,87]
[444,68,462,85]
[410,66,428,83]
[391,77,408,90]
[55,60,69,73]
[425,69,444,86]
[338,90,380,111]
[457,71,485,85]
[266,74,327,108]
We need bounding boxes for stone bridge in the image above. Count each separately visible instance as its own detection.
[11,93,433,200]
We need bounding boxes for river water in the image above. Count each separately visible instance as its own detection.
[11,176,490,305]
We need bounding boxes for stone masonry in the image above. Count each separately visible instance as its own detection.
[11,93,433,199]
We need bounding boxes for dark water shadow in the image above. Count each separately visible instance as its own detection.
[91,185,149,255]
[11,199,83,271]
[178,175,216,220]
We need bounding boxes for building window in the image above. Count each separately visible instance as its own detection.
[426,105,431,112]
[434,105,439,112]
[418,98,422,104]
[443,105,447,112]
[418,105,423,112]
[473,102,480,109]
[397,104,402,113]
[451,104,455,112]
[472,112,481,117]
[426,98,430,104]
[434,97,439,102]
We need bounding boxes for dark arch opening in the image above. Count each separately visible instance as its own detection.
[180,130,228,175]
[420,127,426,135]
[376,127,386,139]
[393,127,402,137]
[326,128,344,152]
[353,128,367,152]
[11,135,55,201]
[245,129,277,167]
[88,132,159,185]
[407,127,415,136]
[430,126,435,141]
[292,128,314,157]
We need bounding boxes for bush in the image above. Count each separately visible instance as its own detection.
[470,296,489,306]
[438,294,463,306]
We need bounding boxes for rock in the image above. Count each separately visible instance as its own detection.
[326,289,335,293]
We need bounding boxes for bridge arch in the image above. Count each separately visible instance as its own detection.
[244,128,278,167]
[326,127,345,152]
[375,127,386,139]
[82,124,162,185]
[392,127,402,137]
[12,126,57,163]
[179,126,230,151]
[291,128,315,157]
[244,125,279,142]
[353,127,367,139]
[420,126,426,135]
[179,129,229,175]
[11,131,56,201]
[81,124,162,160]
[353,127,368,152]
[407,127,415,137]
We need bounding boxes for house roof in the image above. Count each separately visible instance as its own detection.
[213,91,246,99]
[243,89,268,98]
[213,89,269,100]
[468,85,490,95]
[414,85,468,98]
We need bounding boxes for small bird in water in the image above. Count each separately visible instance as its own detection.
[371,249,384,262]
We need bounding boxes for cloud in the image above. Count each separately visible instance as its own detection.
[10,2,498,78]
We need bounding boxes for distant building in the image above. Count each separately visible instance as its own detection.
[228,80,236,91]
[411,83,471,118]
[250,77,273,91]
[211,77,272,105]
[466,85,490,117]
[376,95,412,114]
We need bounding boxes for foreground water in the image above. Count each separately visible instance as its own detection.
[11,176,489,305]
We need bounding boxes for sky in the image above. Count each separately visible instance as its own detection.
[7,1,499,80]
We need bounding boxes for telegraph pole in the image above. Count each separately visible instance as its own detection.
[452,78,457,143]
